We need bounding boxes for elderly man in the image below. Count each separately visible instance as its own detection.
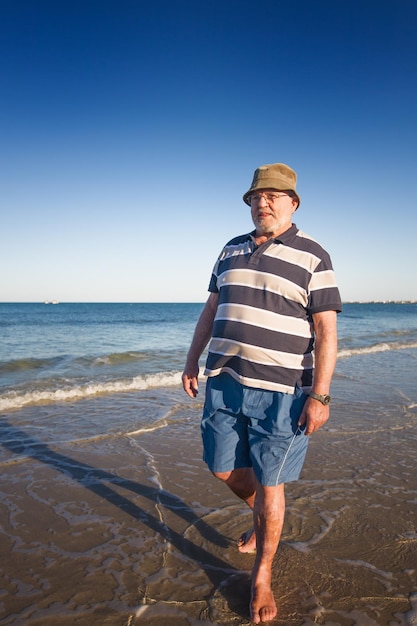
[182,163,342,624]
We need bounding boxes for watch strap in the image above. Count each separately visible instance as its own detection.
[309,391,331,405]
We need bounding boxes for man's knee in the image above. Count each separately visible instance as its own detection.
[212,467,251,481]
[254,482,286,515]
[212,470,232,482]
[212,467,256,499]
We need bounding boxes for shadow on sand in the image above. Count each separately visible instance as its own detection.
[0,417,254,622]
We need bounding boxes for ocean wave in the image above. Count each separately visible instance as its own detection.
[337,340,417,358]
[0,371,184,412]
[83,351,150,366]
[2,339,417,412]
[0,356,64,373]
[1,350,173,375]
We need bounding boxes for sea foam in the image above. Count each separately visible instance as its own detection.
[0,371,184,412]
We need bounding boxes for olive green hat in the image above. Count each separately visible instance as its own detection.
[243,162,301,207]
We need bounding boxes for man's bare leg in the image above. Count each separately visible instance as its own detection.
[213,469,285,623]
[213,467,256,507]
[212,467,257,553]
[250,481,285,624]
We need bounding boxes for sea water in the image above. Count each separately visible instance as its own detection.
[0,302,204,412]
[1,301,417,414]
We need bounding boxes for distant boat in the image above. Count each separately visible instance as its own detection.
[44,300,59,305]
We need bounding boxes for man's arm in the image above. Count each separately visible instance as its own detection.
[298,309,338,435]
[182,292,218,398]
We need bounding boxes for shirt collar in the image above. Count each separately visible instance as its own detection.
[248,223,298,245]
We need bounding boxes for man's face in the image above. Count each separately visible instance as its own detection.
[249,189,298,238]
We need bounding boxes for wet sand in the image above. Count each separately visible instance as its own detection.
[1,390,417,625]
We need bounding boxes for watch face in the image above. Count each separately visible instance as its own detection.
[323,395,331,405]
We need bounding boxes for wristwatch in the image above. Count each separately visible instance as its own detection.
[309,392,331,405]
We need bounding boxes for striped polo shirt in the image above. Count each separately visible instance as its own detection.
[204,224,342,394]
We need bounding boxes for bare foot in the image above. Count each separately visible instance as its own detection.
[237,527,257,554]
[250,581,277,624]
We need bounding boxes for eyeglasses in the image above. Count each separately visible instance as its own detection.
[248,192,289,204]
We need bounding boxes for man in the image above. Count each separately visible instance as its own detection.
[182,163,342,624]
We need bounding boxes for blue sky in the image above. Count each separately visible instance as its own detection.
[1,0,416,303]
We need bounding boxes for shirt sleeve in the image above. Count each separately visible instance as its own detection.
[208,272,218,293]
[307,255,343,314]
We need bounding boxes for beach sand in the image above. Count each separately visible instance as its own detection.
[1,388,417,625]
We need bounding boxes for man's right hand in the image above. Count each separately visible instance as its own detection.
[182,368,199,398]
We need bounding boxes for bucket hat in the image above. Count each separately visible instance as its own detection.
[243,163,300,206]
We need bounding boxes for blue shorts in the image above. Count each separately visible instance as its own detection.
[201,373,309,486]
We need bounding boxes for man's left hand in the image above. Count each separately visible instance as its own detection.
[298,397,330,435]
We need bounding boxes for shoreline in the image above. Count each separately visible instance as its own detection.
[1,395,417,625]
